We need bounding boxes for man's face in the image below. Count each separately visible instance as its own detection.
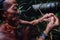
[5,0,19,20]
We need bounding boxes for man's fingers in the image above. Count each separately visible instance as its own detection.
[42,13,54,22]
[48,13,54,17]
[43,18,51,22]
[54,15,59,26]
[43,13,48,18]
[49,17,54,24]
[43,13,54,18]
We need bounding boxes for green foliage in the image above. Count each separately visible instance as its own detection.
[17,0,60,40]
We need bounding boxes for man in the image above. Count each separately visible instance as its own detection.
[0,0,59,40]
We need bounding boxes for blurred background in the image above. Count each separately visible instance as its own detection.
[0,0,60,40]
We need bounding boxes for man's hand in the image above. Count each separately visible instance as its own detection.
[40,13,54,22]
[30,20,39,25]
[30,13,54,25]
[44,15,59,34]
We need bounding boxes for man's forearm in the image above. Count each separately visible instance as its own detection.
[30,17,43,25]
[19,19,31,25]
[19,17,43,25]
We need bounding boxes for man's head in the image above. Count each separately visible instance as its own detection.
[3,0,19,20]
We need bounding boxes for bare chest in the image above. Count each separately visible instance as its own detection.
[0,24,16,40]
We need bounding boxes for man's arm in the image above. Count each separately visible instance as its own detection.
[19,19,31,25]
[19,18,42,25]
[37,14,59,40]
[19,13,54,25]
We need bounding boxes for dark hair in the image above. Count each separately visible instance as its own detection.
[0,0,13,21]
[0,0,5,21]
[0,0,5,10]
